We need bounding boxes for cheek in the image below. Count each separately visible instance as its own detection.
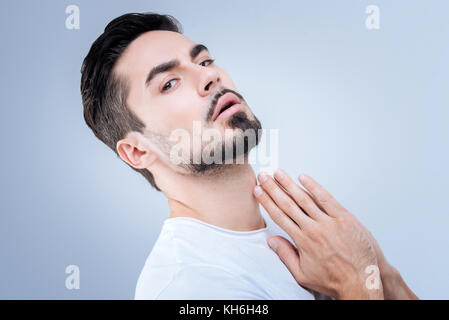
[158,88,205,131]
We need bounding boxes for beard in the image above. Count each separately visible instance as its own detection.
[186,110,262,174]
[144,109,262,176]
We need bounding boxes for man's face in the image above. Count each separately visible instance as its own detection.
[114,30,261,174]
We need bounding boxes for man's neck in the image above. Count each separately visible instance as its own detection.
[158,163,265,232]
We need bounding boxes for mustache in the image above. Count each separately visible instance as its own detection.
[206,88,245,122]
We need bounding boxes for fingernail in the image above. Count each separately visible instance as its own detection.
[268,239,278,250]
[258,172,268,183]
[299,173,308,183]
[254,186,263,196]
[274,168,284,179]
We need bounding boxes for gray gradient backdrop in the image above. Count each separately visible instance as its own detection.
[1,0,448,299]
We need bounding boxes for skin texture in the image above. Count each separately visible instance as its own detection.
[112,30,265,232]
[254,168,418,299]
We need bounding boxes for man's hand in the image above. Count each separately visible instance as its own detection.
[253,169,384,299]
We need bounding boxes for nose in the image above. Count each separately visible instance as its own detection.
[197,67,221,97]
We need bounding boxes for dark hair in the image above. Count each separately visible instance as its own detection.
[80,13,183,191]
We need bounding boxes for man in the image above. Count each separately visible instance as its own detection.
[80,12,416,299]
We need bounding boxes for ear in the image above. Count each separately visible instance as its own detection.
[116,132,157,169]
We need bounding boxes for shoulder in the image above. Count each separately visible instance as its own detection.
[136,264,266,300]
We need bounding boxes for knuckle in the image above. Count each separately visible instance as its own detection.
[321,216,334,228]
[336,215,349,226]
[316,193,329,205]
[283,198,297,212]
[271,207,285,220]
[294,193,307,207]
[306,223,321,240]
[336,216,353,232]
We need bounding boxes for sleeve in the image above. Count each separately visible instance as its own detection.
[155,265,268,300]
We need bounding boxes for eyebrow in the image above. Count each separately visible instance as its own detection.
[145,43,209,87]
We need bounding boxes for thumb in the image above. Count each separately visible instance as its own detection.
[267,236,304,282]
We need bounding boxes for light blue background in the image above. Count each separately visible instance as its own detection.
[1,0,448,299]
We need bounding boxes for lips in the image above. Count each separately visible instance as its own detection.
[213,92,241,121]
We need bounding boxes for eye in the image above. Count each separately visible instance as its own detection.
[161,79,178,92]
[199,59,215,67]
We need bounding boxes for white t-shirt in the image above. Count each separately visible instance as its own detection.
[135,216,315,300]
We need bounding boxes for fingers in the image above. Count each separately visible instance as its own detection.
[267,236,306,284]
[253,185,303,237]
[273,168,328,221]
[298,174,348,218]
[256,172,314,229]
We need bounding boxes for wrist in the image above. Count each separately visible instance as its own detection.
[379,264,418,300]
[379,262,397,280]
[338,283,384,300]
[380,264,400,289]
[337,270,384,300]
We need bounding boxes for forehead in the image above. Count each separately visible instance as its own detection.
[113,30,195,80]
